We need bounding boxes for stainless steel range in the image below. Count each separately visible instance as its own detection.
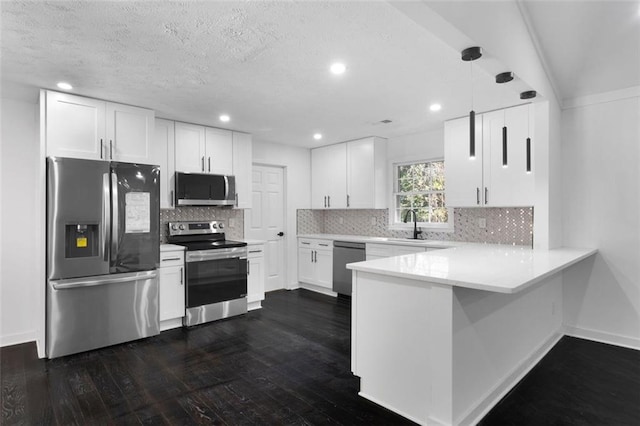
[167,221,248,326]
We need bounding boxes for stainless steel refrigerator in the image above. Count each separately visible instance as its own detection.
[46,157,160,358]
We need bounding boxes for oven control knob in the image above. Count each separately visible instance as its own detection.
[212,223,218,229]
[179,224,185,230]
[171,224,178,231]
[218,223,225,229]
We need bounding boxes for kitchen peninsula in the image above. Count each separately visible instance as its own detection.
[347,244,596,426]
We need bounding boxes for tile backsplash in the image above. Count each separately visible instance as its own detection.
[297,207,533,246]
[160,207,244,242]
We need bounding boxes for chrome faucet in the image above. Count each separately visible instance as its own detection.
[403,209,423,239]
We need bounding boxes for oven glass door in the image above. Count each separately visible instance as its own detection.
[186,254,247,308]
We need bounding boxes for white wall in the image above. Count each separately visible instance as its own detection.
[0,97,41,346]
[561,90,640,348]
[386,128,444,162]
[252,140,311,289]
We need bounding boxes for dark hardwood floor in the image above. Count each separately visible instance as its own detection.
[1,289,639,425]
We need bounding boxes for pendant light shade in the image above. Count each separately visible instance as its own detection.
[502,126,508,167]
[470,110,476,158]
[526,137,532,173]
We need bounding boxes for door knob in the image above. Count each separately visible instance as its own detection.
[277,232,284,237]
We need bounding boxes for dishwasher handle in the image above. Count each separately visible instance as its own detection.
[334,241,366,250]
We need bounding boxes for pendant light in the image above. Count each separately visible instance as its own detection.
[526,103,532,173]
[502,109,508,168]
[461,46,482,159]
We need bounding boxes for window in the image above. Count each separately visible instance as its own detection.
[393,159,450,227]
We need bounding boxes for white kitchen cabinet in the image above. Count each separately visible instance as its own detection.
[205,127,233,175]
[444,104,534,207]
[346,137,388,209]
[311,143,347,209]
[151,119,176,209]
[159,245,185,330]
[44,90,154,163]
[174,122,233,174]
[247,242,265,311]
[232,132,253,208]
[298,238,334,293]
[311,137,387,209]
[174,122,206,173]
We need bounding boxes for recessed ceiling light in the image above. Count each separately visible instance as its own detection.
[330,63,346,75]
[313,133,323,140]
[219,114,230,123]
[429,104,442,112]
[57,82,73,90]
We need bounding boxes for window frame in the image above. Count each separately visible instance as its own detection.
[389,158,453,232]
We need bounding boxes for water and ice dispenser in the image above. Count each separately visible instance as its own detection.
[64,223,99,258]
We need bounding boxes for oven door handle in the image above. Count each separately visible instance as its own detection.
[186,250,248,262]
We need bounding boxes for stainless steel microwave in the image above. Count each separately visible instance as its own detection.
[175,172,236,206]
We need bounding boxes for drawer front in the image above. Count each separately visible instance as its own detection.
[160,251,184,267]
[298,238,332,249]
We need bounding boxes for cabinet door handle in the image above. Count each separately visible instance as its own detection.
[476,187,480,205]
[201,156,205,172]
[301,241,310,245]
[311,250,314,263]
[170,190,174,207]
[485,187,488,205]
[248,250,262,253]
[328,196,331,208]
[324,196,327,208]
[208,157,211,173]
[100,139,104,159]
[109,140,113,159]
[162,257,181,262]
[235,193,238,207]
[179,267,183,285]
[347,194,350,208]
[247,260,251,275]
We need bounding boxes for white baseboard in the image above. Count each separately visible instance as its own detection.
[0,330,36,348]
[159,318,183,332]
[563,325,640,350]
[460,332,563,426]
[298,282,337,297]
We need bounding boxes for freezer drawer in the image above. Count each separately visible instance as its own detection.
[46,270,159,358]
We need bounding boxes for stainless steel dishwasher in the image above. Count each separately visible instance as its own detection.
[332,241,366,295]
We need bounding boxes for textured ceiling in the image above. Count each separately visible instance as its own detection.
[4,1,631,148]
[1,0,528,147]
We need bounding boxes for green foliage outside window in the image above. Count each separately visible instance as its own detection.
[394,160,448,224]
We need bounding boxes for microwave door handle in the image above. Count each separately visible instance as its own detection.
[224,175,229,200]
[102,173,110,262]
[111,171,119,263]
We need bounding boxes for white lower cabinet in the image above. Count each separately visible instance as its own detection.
[247,242,265,311]
[159,245,185,330]
[298,238,334,295]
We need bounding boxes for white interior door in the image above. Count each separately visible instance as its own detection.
[246,165,285,293]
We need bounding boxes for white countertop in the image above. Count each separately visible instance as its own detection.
[347,244,597,294]
[160,243,185,251]
[244,239,266,245]
[298,233,460,249]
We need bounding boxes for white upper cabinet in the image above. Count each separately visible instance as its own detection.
[174,122,206,173]
[205,127,233,175]
[445,104,534,207]
[106,103,154,164]
[346,137,387,209]
[312,143,347,209]
[232,132,252,208]
[175,122,233,175]
[311,137,387,209]
[45,91,154,163]
[151,119,176,209]
[45,91,106,160]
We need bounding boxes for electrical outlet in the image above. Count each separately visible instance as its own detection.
[370,217,376,225]
[229,218,236,228]
[339,217,344,224]
[478,218,487,228]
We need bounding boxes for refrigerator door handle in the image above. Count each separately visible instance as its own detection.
[102,173,110,262]
[51,271,158,290]
[111,171,119,260]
